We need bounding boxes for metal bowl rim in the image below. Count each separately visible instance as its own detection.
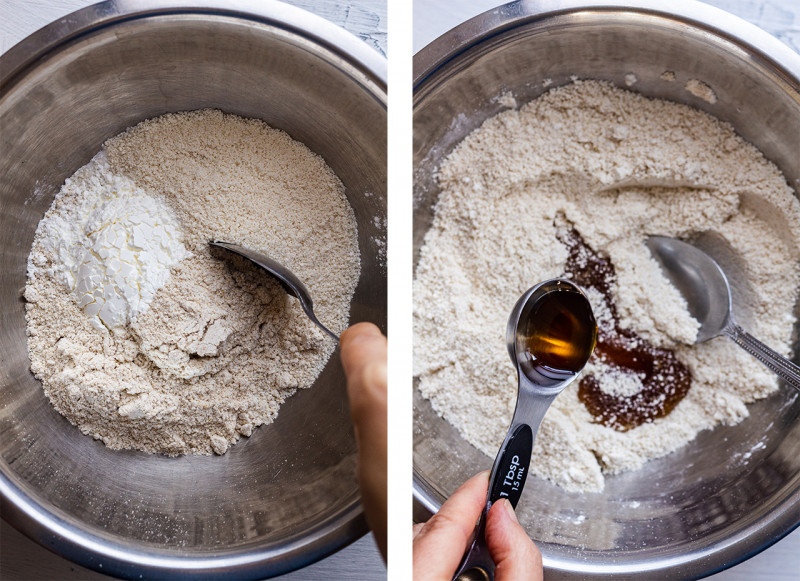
[1,0,387,93]
[413,0,800,88]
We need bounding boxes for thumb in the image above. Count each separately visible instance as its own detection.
[339,322,387,560]
[485,499,543,581]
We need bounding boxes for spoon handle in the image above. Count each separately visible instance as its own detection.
[452,393,555,581]
[725,324,800,391]
[303,308,340,342]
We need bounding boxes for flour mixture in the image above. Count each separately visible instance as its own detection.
[26,109,360,456]
[413,81,800,492]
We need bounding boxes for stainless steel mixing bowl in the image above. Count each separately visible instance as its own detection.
[413,1,800,578]
[0,1,386,579]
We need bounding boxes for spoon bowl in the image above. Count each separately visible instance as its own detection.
[210,241,339,341]
[509,279,598,389]
[647,236,800,390]
[645,236,732,343]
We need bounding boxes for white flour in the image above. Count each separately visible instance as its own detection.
[414,81,800,492]
[26,109,360,456]
[35,164,189,330]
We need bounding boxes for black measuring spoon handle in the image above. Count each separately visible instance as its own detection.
[488,423,533,509]
[452,423,534,581]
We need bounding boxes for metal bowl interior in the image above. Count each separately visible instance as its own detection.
[413,1,800,578]
[0,2,386,579]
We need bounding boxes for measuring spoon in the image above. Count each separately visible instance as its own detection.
[453,279,597,581]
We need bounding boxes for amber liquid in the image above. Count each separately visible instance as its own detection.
[523,290,597,374]
[560,228,692,431]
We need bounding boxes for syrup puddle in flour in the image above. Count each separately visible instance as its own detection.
[558,228,692,431]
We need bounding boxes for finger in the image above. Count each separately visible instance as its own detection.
[413,471,489,581]
[339,322,387,560]
[340,322,387,463]
[340,323,387,464]
[485,499,543,581]
[340,322,385,380]
[412,522,426,540]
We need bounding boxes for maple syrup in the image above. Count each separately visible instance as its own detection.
[559,228,692,431]
[522,289,597,374]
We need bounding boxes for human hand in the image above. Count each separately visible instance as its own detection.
[412,471,543,581]
[340,322,388,560]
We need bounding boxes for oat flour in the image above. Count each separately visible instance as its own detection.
[26,109,360,456]
[414,81,800,492]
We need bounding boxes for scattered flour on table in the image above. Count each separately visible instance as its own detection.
[413,81,800,492]
[26,109,360,456]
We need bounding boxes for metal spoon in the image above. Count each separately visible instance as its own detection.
[647,236,800,390]
[209,241,338,341]
[453,279,597,581]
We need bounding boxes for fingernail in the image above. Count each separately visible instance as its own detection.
[501,499,519,523]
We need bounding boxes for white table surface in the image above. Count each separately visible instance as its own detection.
[0,1,386,580]
[415,1,800,580]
